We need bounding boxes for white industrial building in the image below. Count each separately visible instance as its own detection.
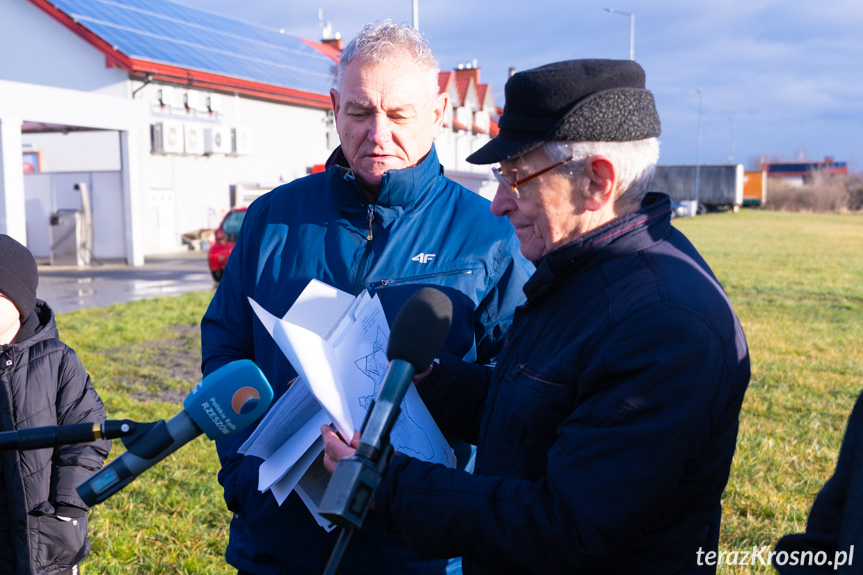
[0,0,498,265]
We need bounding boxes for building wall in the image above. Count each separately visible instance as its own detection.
[22,132,124,259]
[0,78,144,258]
[0,0,129,96]
[1,0,495,259]
[24,170,125,259]
[24,131,121,172]
[1,0,141,257]
[133,82,331,253]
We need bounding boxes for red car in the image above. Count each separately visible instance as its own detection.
[208,206,247,281]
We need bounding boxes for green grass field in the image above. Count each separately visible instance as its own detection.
[57,293,228,574]
[56,209,863,574]
[674,210,863,573]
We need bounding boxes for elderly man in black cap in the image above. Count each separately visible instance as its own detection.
[323,59,750,574]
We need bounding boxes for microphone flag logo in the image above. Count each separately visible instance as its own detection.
[231,386,261,415]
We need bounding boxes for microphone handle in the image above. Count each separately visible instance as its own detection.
[319,360,415,530]
[77,411,202,506]
[357,359,415,458]
[0,420,137,452]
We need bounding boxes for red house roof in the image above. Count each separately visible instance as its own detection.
[438,71,454,94]
[476,85,490,109]
[455,77,473,106]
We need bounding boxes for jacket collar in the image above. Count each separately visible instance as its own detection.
[326,144,445,223]
[524,192,673,303]
[1,300,56,352]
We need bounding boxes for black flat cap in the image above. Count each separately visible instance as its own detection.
[467,59,661,165]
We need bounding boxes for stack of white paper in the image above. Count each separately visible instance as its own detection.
[241,279,456,530]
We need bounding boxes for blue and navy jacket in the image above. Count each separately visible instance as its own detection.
[200,145,532,575]
[375,193,751,574]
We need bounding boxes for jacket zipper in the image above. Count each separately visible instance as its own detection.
[352,204,376,294]
[366,204,374,241]
[369,269,473,289]
[505,363,561,385]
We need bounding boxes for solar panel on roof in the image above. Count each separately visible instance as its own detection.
[45,0,337,95]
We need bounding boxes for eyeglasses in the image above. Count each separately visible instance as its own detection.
[491,155,575,199]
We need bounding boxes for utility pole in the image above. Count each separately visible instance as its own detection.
[695,88,704,213]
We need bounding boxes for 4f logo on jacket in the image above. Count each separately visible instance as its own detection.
[411,253,436,264]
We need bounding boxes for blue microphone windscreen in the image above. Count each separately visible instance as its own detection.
[183,360,274,439]
[388,288,453,371]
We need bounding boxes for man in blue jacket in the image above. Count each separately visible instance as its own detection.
[323,59,751,574]
[200,20,532,575]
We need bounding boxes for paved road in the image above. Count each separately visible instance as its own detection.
[36,251,217,314]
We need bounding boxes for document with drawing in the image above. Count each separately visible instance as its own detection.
[241,279,456,530]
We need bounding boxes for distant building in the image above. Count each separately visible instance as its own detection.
[0,0,498,264]
[436,63,499,199]
[763,157,848,186]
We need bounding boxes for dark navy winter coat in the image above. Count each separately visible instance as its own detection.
[0,301,110,575]
[773,390,863,574]
[375,193,751,574]
[200,145,532,574]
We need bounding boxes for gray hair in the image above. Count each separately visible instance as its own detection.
[543,138,660,209]
[337,20,440,100]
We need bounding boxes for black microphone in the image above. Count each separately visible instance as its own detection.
[0,420,137,452]
[319,287,453,530]
[77,359,273,506]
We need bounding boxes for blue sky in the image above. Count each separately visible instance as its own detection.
[177,0,863,171]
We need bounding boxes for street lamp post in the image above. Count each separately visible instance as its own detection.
[728,116,734,163]
[695,88,704,214]
[604,8,635,61]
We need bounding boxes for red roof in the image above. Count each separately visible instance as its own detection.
[455,77,472,106]
[471,122,487,135]
[301,38,342,63]
[452,119,469,132]
[438,71,454,95]
[476,84,490,109]
[489,118,499,137]
[455,67,481,85]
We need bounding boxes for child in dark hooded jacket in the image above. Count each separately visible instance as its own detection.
[0,234,111,575]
